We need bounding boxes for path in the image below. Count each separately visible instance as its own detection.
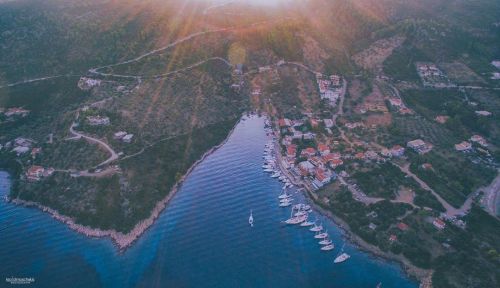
[480,171,500,217]
[395,163,470,217]
[69,122,118,168]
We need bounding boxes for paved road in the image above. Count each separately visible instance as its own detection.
[69,122,118,168]
[481,171,500,216]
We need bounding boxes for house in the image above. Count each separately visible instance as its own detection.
[421,163,433,170]
[435,115,449,124]
[310,119,319,128]
[300,147,316,158]
[399,108,414,115]
[388,98,403,108]
[122,134,134,143]
[26,166,45,181]
[345,122,363,129]
[298,161,315,175]
[390,145,405,157]
[397,222,409,231]
[470,135,487,147]
[455,141,472,152]
[78,77,101,90]
[475,110,492,117]
[278,118,292,128]
[15,137,34,147]
[314,168,331,184]
[365,150,378,160]
[330,158,344,168]
[317,144,330,156]
[114,131,128,139]
[433,218,446,230]
[323,119,334,128]
[380,149,392,157]
[87,116,110,126]
[354,152,365,160]
[303,132,315,140]
[368,223,377,230]
[407,139,432,154]
[4,107,30,117]
[281,135,292,146]
[389,234,397,242]
[13,146,30,155]
[286,144,297,158]
[31,147,41,158]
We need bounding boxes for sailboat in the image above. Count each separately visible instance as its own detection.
[334,244,351,263]
[319,237,333,246]
[300,215,315,227]
[249,210,254,227]
[321,244,335,251]
[314,230,328,239]
[309,221,323,232]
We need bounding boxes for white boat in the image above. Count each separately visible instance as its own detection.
[314,230,328,239]
[319,238,333,245]
[285,215,307,225]
[294,211,307,217]
[249,210,254,227]
[278,191,289,199]
[321,244,335,251]
[279,201,292,207]
[300,216,314,227]
[310,222,323,232]
[334,253,350,263]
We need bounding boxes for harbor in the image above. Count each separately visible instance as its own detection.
[0,115,416,288]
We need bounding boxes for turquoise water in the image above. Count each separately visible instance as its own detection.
[0,116,417,288]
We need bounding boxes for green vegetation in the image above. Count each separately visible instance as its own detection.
[409,150,496,207]
[37,139,108,170]
[383,41,429,81]
[352,162,412,199]
[13,119,237,232]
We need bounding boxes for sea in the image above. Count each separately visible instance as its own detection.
[0,115,417,288]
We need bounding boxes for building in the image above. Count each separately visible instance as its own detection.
[421,163,433,170]
[300,147,316,158]
[435,115,449,124]
[475,110,492,117]
[4,107,30,117]
[26,166,45,181]
[31,147,41,158]
[317,144,330,156]
[389,235,397,242]
[433,218,446,230]
[455,141,472,152]
[314,168,331,184]
[286,144,297,158]
[470,135,487,147]
[390,145,405,157]
[278,118,292,128]
[87,116,110,126]
[354,152,365,160]
[380,149,392,157]
[330,158,344,168]
[114,131,128,139]
[323,119,334,128]
[407,139,432,154]
[397,222,409,231]
[122,134,134,143]
[388,98,403,108]
[298,161,315,175]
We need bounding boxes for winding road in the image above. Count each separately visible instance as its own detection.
[69,121,118,168]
